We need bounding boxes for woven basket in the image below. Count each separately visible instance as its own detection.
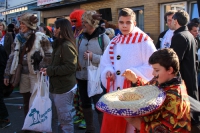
[96,85,166,117]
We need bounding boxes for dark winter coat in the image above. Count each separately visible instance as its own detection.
[47,40,77,94]
[170,26,198,100]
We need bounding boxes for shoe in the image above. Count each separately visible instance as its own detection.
[79,119,86,129]
[73,116,82,124]
[0,119,11,129]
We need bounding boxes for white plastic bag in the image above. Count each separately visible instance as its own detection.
[29,72,40,109]
[22,72,52,132]
[87,54,103,97]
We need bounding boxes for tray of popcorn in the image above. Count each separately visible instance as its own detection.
[96,85,166,117]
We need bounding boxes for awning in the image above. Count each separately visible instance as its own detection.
[32,0,100,11]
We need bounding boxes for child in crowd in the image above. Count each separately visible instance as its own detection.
[122,48,191,133]
[100,7,156,133]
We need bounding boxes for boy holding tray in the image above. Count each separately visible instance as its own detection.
[100,7,156,133]
[122,48,191,133]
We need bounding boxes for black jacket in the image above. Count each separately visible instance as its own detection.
[0,33,13,75]
[170,26,198,100]
[155,30,167,49]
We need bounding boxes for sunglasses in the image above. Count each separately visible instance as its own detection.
[106,33,110,35]
[71,20,77,23]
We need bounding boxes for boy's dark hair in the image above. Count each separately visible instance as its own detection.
[187,22,199,31]
[118,8,135,21]
[149,48,179,75]
[164,10,176,23]
[172,10,189,26]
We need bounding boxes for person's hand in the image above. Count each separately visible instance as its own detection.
[106,71,115,81]
[84,50,93,60]
[40,68,47,76]
[122,69,137,83]
[4,78,9,86]
[92,14,102,20]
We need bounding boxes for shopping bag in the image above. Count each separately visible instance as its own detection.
[87,54,103,97]
[29,73,48,109]
[22,72,52,132]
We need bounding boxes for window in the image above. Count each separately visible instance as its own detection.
[45,16,70,27]
[132,6,144,31]
[160,2,187,32]
[190,2,199,19]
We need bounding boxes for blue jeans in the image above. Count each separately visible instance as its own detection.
[50,87,76,133]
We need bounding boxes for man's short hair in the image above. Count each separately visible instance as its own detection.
[191,18,200,24]
[149,48,179,75]
[187,22,199,31]
[164,10,176,23]
[118,8,136,21]
[172,10,189,26]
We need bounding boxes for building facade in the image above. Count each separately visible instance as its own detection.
[0,0,6,20]
[1,0,39,26]
[34,0,99,27]
[80,0,198,42]
[35,0,198,42]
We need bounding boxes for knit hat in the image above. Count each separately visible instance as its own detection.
[19,13,38,30]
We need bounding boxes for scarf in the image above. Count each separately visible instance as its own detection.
[18,30,33,45]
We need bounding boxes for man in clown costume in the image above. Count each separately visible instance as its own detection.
[69,9,86,129]
[100,8,156,133]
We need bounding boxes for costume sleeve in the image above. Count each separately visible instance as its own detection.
[170,34,188,62]
[140,86,191,133]
[100,42,115,88]
[39,36,52,68]
[131,77,157,87]
[92,34,110,64]
[128,40,156,81]
[46,42,77,76]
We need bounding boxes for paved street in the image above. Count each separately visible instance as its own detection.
[0,91,100,133]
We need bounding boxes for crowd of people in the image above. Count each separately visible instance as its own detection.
[0,7,199,133]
